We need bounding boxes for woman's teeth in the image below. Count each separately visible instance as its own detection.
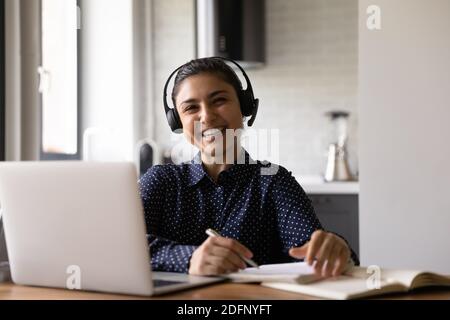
[203,128,223,136]
[202,128,225,142]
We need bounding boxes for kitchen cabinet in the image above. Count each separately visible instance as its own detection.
[296,176,359,258]
[308,194,359,257]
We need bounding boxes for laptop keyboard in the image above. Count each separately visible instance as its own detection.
[153,279,186,288]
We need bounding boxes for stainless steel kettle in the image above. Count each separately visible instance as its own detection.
[324,143,354,182]
[324,111,355,182]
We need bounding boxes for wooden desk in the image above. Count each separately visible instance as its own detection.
[1,282,450,300]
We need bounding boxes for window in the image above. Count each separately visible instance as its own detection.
[39,0,80,160]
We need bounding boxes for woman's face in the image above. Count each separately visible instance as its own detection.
[174,73,243,160]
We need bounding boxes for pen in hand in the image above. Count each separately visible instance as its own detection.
[205,228,259,269]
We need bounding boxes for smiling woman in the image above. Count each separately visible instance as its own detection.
[139,57,359,277]
[163,57,259,178]
[174,73,244,167]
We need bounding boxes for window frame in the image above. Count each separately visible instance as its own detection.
[39,0,82,161]
[0,0,5,162]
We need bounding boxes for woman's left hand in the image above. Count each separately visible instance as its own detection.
[289,230,351,277]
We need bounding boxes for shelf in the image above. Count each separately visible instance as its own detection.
[295,175,359,195]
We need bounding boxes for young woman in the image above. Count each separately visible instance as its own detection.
[139,57,359,277]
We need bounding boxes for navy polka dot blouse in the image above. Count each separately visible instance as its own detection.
[138,150,359,273]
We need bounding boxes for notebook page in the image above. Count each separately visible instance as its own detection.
[262,276,405,300]
[226,262,318,283]
[239,262,315,275]
[347,267,422,288]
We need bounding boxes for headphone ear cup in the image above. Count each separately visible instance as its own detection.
[239,90,252,117]
[166,108,183,132]
[239,90,254,117]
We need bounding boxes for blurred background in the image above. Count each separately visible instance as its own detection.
[2,0,450,272]
[3,0,359,176]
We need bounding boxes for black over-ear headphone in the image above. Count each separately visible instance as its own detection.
[163,57,259,133]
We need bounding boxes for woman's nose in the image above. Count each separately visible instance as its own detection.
[198,104,217,124]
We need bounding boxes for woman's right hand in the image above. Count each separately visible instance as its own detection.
[188,236,254,276]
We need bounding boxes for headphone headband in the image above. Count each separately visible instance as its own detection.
[163,57,259,132]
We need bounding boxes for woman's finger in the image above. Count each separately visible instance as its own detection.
[211,246,246,269]
[314,236,335,275]
[211,236,253,259]
[324,242,340,277]
[306,231,325,265]
[333,246,351,276]
[207,255,239,272]
[289,243,309,259]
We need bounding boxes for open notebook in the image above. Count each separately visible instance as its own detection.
[260,266,450,299]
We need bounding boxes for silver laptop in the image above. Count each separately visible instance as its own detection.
[0,161,223,296]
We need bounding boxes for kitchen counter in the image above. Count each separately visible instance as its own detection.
[295,175,359,195]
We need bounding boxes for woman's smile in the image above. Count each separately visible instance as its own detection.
[202,127,226,143]
[175,73,244,159]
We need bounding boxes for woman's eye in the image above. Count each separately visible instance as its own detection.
[184,105,198,113]
[213,98,227,105]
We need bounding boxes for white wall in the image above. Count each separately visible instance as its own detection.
[247,0,358,176]
[359,0,450,272]
[152,0,197,161]
[152,0,359,176]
